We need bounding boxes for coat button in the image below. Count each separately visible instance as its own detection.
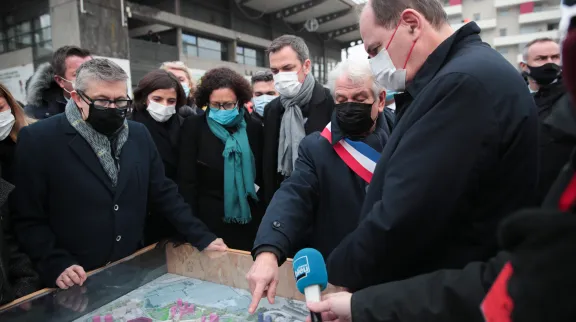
[114,205,119,211]
[116,235,122,242]
[273,221,281,228]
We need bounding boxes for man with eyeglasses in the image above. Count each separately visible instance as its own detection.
[12,59,227,290]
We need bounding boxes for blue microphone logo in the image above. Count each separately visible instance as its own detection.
[293,255,310,282]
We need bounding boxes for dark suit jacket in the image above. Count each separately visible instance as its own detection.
[178,112,263,251]
[12,114,217,287]
[261,81,334,204]
[253,119,389,263]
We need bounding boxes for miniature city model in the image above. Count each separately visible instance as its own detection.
[75,246,341,322]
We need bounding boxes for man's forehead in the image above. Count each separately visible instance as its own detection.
[84,82,128,98]
[528,41,560,57]
[269,46,300,67]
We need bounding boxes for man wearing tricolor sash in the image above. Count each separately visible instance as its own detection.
[246,58,389,314]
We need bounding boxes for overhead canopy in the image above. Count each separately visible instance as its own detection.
[241,0,366,47]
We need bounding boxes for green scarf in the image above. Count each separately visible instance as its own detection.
[207,109,258,224]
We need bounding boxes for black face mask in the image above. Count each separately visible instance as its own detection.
[525,63,561,85]
[335,102,375,139]
[85,104,127,136]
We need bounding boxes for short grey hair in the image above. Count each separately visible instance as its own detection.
[327,58,383,101]
[522,37,557,62]
[251,70,274,85]
[267,35,310,64]
[74,58,128,92]
[369,0,448,29]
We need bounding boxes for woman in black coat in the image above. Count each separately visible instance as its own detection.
[178,67,263,251]
[130,70,187,244]
[0,84,40,305]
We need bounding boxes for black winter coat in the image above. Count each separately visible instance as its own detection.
[0,176,41,306]
[12,114,217,287]
[178,112,263,251]
[130,110,186,245]
[253,116,389,263]
[327,22,539,290]
[261,81,334,205]
[534,81,576,204]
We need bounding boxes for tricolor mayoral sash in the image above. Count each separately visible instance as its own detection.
[320,122,380,183]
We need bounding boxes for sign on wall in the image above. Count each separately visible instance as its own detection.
[0,63,34,104]
[94,56,133,97]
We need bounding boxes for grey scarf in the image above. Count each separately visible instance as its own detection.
[277,73,315,176]
[65,100,129,187]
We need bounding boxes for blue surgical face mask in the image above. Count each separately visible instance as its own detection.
[385,91,397,102]
[181,82,191,97]
[252,95,276,117]
[209,107,239,125]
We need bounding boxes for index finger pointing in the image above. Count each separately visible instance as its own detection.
[248,282,265,314]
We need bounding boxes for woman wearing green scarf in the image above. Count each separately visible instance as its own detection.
[178,67,263,251]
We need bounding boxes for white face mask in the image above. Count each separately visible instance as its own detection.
[146,100,176,123]
[273,72,302,98]
[369,48,407,92]
[0,110,15,141]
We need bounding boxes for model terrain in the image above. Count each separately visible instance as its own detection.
[76,274,308,322]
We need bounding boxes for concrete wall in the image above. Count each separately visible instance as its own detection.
[50,0,82,49]
[181,54,268,78]
[0,48,34,70]
[79,0,130,59]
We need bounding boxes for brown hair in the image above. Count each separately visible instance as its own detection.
[0,83,35,142]
[133,69,187,112]
[51,45,91,77]
[194,67,253,109]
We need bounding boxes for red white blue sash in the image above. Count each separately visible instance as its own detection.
[321,122,380,183]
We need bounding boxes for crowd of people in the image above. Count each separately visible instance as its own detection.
[0,0,574,320]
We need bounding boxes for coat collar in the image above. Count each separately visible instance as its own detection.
[406,22,482,98]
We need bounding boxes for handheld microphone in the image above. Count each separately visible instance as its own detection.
[292,248,328,322]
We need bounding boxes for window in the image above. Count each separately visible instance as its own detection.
[236,45,265,67]
[473,13,481,20]
[547,23,559,31]
[497,47,509,55]
[499,28,507,37]
[498,9,509,16]
[0,13,52,55]
[182,33,227,61]
[533,4,543,12]
[520,26,538,34]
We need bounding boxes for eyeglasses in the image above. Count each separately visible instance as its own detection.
[78,90,132,109]
[209,101,237,110]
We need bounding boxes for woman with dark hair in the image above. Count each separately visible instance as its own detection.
[178,67,263,251]
[131,69,187,181]
[131,70,187,244]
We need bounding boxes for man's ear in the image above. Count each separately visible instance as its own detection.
[377,90,386,112]
[54,75,64,89]
[303,59,312,75]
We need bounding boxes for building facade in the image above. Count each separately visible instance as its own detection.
[0,0,355,104]
[444,0,561,66]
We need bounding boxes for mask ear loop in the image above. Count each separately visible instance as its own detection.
[385,22,402,50]
[385,21,418,69]
[403,41,417,69]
